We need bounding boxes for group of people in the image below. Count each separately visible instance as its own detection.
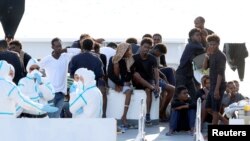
[166,17,248,136]
[0,16,247,137]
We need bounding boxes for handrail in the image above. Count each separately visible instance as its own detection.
[194,98,204,141]
[135,99,146,141]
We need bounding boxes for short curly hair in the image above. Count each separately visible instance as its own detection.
[9,40,22,49]
[82,38,94,51]
[140,37,153,46]
[206,34,220,44]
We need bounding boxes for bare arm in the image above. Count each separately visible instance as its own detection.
[175,104,189,110]
[214,52,226,100]
[133,72,154,90]
[214,74,223,100]
[158,69,169,83]
[113,63,120,77]
[154,67,160,91]
[203,54,209,70]
[113,63,122,92]
[203,46,213,70]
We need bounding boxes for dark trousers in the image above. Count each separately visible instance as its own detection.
[60,102,72,118]
[169,109,196,131]
[48,92,65,118]
[160,67,176,86]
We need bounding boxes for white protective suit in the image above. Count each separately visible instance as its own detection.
[69,68,103,118]
[0,60,45,118]
[18,59,55,116]
[6,64,23,117]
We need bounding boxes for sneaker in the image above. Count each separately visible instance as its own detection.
[187,131,194,136]
[188,129,194,136]
[165,132,173,136]
[117,127,125,134]
[145,114,152,125]
[166,129,174,136]
[121,124,138,129]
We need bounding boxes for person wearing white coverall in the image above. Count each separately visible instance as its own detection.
[6,64,23,117]
[0,60,58,118]
[69,68,103,118]
[18,59,55,118]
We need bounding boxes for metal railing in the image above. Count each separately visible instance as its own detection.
[135,99,146,141]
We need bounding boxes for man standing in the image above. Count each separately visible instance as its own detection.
[71,34,90,49]
[175,28,205,101]
[203,34,227,125]
[194,16,214,35]
[9,40,32,75]
[39,38,81,118]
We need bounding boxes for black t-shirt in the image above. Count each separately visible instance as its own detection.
[107,57,132,86]
[176,41,204,77]
[0,51,24,84]
[209,50,226,86]
[131,53,157,82]
[160,55,167,66]
[69,52,104,80]
[171,98,196,109]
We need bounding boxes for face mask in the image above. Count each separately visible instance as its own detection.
[29,69,42,78]
[75,81,84,90]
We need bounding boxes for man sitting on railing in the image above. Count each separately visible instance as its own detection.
[149,43,175,122]
[130,37,160,125]
[107,43,134,127]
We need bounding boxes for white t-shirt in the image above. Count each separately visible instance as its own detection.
[100,47,116,69]
[39,48,81,94]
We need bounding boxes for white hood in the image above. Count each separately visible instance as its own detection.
[75,68,96,89]
[0,60,11,79]
[26,58,39,72]
[7,64,15,81]
[26,58,42,78]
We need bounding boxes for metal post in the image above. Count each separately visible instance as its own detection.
[135,99,146,141]
[194,98,204,141]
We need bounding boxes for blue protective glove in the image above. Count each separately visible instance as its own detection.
[41,104,58,113]
[38,92,43,98]
[70,84,77,93]
[34,73,42,84]
[75,107,83,115]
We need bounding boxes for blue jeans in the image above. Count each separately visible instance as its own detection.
[169,109,196,131]
[48,92,65,118]
[60,102,72,118]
